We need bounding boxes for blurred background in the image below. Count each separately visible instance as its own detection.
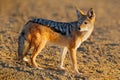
[0,0,120,80]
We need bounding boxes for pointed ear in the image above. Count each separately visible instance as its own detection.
[87,8,95,19]
[76,9,84,19]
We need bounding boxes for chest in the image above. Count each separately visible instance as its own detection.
[81,28,93,42]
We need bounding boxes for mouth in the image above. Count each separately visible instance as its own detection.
[80,27,89,31]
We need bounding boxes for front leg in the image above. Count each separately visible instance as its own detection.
[69,48,80,74]
[59,47,68,70]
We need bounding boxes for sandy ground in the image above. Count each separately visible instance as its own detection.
[0,0,120,80]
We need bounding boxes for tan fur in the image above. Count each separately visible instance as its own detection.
[18,8,95,74]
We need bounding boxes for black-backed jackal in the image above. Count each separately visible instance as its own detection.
[18,8,95,74]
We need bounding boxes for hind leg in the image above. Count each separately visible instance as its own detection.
[22,41,31,62]
[31,41,46,69]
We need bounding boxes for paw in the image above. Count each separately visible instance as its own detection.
[59,66,65,70]
[23,57,29,62]
[74,69,83,75]
[35,67,43,70]
[32,63,43,70]
[76,71,83,75]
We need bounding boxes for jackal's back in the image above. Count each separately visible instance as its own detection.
[29,18,79,36]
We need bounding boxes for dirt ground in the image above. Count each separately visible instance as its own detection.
[0,0,120,80]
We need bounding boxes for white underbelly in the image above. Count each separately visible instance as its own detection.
[46,41,68,48]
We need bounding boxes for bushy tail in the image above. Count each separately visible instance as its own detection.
[18,31,29,60]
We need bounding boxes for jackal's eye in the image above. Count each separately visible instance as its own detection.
[84,22,87,24]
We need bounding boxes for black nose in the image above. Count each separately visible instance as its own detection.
[78,27,81,30]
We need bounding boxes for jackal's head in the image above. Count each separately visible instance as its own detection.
[76,8,95,31]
